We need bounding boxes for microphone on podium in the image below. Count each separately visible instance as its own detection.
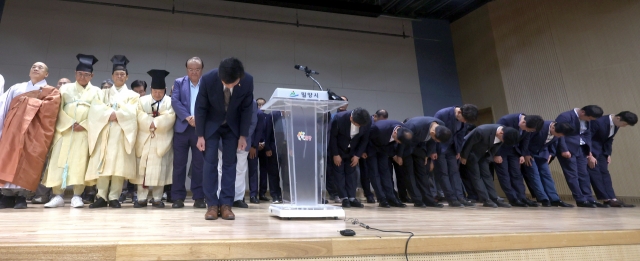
[294,65,319,75]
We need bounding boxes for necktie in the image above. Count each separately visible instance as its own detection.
[224,87,231,111]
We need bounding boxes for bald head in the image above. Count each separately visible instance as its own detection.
[29,62,49,84]
[57,78,71,89]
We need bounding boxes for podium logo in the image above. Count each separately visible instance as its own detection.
[289,91,299,97]
[297,131,312,141]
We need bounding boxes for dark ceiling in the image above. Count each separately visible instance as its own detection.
[225,0,492,22]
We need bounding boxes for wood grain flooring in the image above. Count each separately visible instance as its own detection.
[1,199,640,260]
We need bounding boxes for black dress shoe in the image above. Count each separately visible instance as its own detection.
[89,197,108,208]
[577,201,596,208]
[424,200,444,208]
[272,196,283,204]
[134,200,148,208]
[109,200,121,208]
[366,196,376,204]
[152,201,165,208]
[233,200,249,208]
[619,201,636,208]
[435,196,446,202]
[591,201,610,208]
[259,195,270,201]
[540,199,552,207]
[83,195,95,204]
[483,200,498,208]
[413,202,427,208]
[13,196,27,209]
[322,199,329,204]
[350,199,364,208]
[194,199,206,208]
[250,196,260,204]
[0,196,16,209]
[467,198,478,204]
[341,199,351,208]
[172,199,185,208]
[448,200,463,207]
[524,199,539,207]
[460,199,475,207]
[389,200,407,208]
[378,200,391,208]
[496,201,512,208]
[551,200,574,207]
[118,193,127,203]
[510,200,528,207]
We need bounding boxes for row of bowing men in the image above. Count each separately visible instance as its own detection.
[326,104,637,209]
[0,55,286,219]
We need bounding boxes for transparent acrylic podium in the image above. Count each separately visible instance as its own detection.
[261,88,347,219]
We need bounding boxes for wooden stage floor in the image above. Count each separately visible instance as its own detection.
[1,199,640,260]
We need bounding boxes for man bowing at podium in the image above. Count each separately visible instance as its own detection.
[196,58,254,220]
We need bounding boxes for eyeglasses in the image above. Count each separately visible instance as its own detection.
[113,73,127,78]
[188,68,202,73]
[76,72,93,78]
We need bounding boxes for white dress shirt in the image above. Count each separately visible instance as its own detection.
[494,126,502,144]
[609,115,615,138]
[574,108,587,145]
[189,79,200,116]
[545,125,554,144]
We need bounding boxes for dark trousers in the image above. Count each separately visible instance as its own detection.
[258,150,269,196]
[401,150,436,203]
[390,160,409,199]
[434,148,465,201]
[172,126,204,201]
[248,151,259,197]
[466,153,499,202]
[588,154,616,200]
[522,156,559,202]
[358,157,374,198]
[332,155,357,199]
[557,145,595,202]
[34,184,52,200]
[259,150,281,198]
[203,125,238,207]
[459,164,478,200]
[367,150,397,203]
[326,152,339,198]
[494,152,527,202]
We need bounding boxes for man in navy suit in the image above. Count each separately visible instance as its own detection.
[434,105,478,206]
[196,58,254,220]
[460,124,518,208]
[400,116,453,208]
[264,110,283,204]
[521,121,574,207]
[588,111,637,207]
[253,98,269,203]
[367,119,411,208]
[357,109,389,204]
[494,113,544,207]
[170,57,206,209]
[555,105,605,208]
[329,108,371,208]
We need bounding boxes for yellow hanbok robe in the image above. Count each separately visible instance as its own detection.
[85,85,139,184]
[42,82,103,187]
[131,95,175,186]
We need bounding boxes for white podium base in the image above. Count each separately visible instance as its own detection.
[269,204,345,219]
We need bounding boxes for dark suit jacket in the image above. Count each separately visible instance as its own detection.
[330,111,370,158]
[434,106,466,154]
[403,116,445,156]
[461,124,503,160]
[195,69,254,139]
[252,109,265,149]
[555,109,593,155]
[590,115,618,157]
[368,120,403,157]
[171,75,194,133]
[527,121,567,159]
[496,113,531,157]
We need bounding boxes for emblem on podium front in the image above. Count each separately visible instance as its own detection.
[297,131,312,141]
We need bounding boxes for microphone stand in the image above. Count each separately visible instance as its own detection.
[306,72,323,91]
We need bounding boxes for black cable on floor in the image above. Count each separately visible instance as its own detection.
[344,218,414,261]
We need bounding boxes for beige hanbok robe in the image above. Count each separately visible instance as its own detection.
[131,95,175,186]
[42,82,103,187]
[85,85,138,184]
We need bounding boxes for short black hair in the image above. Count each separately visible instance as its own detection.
[616,111,638,126]
[131,80,147,91]
[218,57,245,84]
[256,98,266,103]
[351,107,371,126]
[461,104,479,122]
[582,105,603,118]
[186,57,204,69]
[554,122,574,135]
[435,126,452,143]
[524,115,544,131]
[375,109,389,120]
[396,126,413,144]
[502,127,520,147]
